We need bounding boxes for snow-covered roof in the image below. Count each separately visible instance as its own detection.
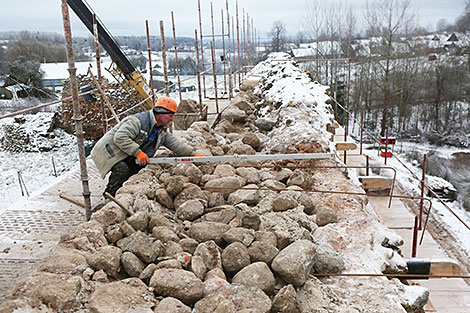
[295,41,343,57]
[40,57,115,81]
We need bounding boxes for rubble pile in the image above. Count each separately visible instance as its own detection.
[1,55,429,313]
[58,75,144,140]
[0,113,74,153]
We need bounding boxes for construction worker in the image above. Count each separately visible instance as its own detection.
[91,96,199,197]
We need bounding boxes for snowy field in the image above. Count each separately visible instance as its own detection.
[0,110,83,212]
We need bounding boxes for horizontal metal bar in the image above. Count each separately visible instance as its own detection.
[201,34,229,38]
[149,153,335,164]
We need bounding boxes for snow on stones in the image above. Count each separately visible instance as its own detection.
[2,54,428,313]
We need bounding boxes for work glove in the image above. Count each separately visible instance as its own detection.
[136,150,149,166]
[193,153,204,157]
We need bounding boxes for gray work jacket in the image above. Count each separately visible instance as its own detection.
[91,110,193,178]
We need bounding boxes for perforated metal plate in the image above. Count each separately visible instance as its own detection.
[0,258,41,302]
[0,209,85,235]
[66,164,102,180]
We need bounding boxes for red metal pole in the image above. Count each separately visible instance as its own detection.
[366,155,370,176]
[360,110,364,155]
[145,20,155,104]
[419,154,427,229]
[384,127,389,165]
[61,0,91,220]
[412,216,418,257]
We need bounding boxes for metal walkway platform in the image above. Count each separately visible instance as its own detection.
[334,127,470,313]
[0,159,106,302]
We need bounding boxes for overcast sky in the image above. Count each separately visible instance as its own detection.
[0,0,466,40]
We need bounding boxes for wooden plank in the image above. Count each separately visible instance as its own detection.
[359,176,390,189]
[430,260,461,276]
[335,141,357,151]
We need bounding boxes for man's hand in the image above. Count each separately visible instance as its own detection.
[136,150,149,166]
[193,153,204,157]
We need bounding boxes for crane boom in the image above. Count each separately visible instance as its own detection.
[66,0,154,109]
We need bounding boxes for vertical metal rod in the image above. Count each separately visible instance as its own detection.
[159,21,169,96]
[242,9,247,76]
[346,58,351,138]
[88,68,120,123]
[61,0,91,220]
[17,171,24,196]
[210,2,216,99]
[236,1,241,86]
[211,41,219,114]
[252,18,255,65]
[360,110,364,155]
[92,14,106,134]
[384,127,389,165]
[194,29,203,119]
[366,155,370,176]
[145,20,155,104]
[198,0,207,98]
[412,216,418,257]
[221,9,227,95]
[419,154,427,230]
[226,0,232,98]
[19,172,29,197]
[171,11,182,102]
[52,156,57,177]
[232,16,237,87]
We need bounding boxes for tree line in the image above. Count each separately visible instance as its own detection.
[268,0,470,146]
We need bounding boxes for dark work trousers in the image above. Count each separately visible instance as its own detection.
[105,156,142,197]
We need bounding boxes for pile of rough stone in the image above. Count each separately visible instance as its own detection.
[58,75,144,140]
[1,58,429,313]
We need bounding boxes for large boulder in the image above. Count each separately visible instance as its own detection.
[87,245,122,278]
[205,176,245,200]
[189,222,230,243]
[270,284,300,313]
[149,269,204,304]
[221,242,250,273]
[89,278,155,313]
[194,240,222,270]
[154,297,192,313]
[271,240,316,286]
[174,99,201,130]
[117,231,162,263]
[11,272,82,312]
[193,284,271,313]
[232,262,275,295]
[176,199,205,221]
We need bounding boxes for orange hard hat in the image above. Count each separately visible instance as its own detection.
[154,96,177,113]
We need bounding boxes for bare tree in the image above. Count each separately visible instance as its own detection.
[455,0,470,32]
[365,0,417,136]
[269,21,287,52]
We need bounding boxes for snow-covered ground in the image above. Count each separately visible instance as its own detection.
[0,112,83,212]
